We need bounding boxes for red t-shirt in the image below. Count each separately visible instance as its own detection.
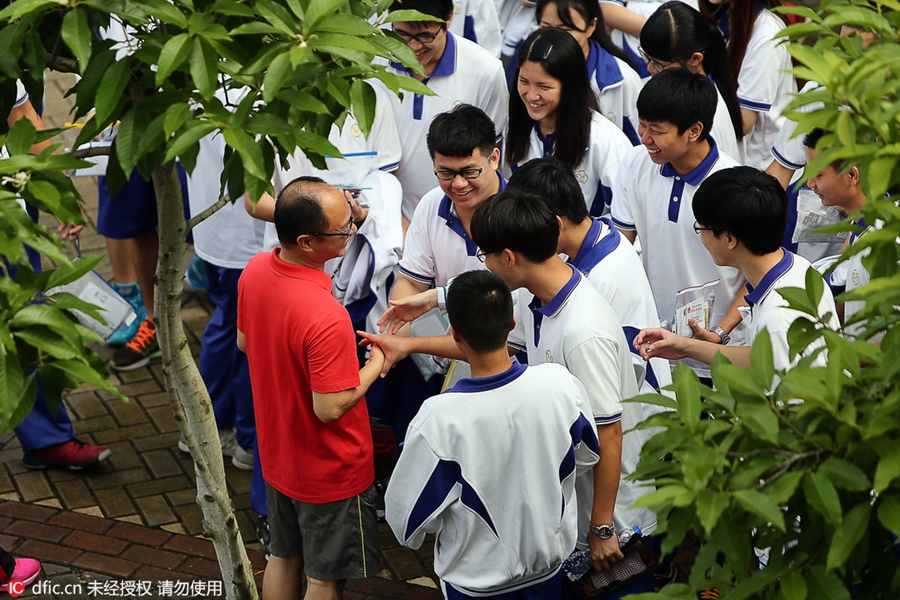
[237,249,373,503]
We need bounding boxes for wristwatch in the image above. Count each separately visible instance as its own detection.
[589,523,615,540]
[710,325,731,345]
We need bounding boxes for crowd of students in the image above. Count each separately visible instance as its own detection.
[3,0,881,598]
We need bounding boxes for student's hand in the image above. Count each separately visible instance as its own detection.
[633,328,689,361]
[588,531,623,572]
[687,318,722,343]
[344,189,369,226]
[377,290,438,334]
[358,331,409,377]
[58,222,83,241]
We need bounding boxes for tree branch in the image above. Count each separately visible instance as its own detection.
[45,54,78,73]
[186,194,231,233]
[69,145,110,159]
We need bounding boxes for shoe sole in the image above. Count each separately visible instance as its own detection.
[23,449,111,471]
[232,455,253,470]
[109,350,162,372]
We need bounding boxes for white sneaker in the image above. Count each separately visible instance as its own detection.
[232,445,253,470]
[218,428,238,457]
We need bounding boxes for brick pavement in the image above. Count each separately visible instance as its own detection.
[0,72,442,599]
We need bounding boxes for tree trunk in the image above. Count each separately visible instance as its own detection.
[152,162,258,600]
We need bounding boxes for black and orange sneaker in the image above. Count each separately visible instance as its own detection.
[110,318,161,371]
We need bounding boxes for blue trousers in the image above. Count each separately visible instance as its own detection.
[198,262,264,515]
[11,205,76,452]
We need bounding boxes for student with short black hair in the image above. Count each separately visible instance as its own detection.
[611,68,747,381]
[638,1,743,160]
[377,0,508,222]
[635,166,840,370]
[385,270,600,598]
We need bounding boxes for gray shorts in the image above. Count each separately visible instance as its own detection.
[265,482,381,581]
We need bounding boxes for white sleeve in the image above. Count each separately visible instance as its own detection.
[737,14,788,113]
[370,83,402,172]
[596,118,633,193]
[384,425,448,550]
[466,0,503,58]
[507,290,528,352]
[565,338,624,425]
[397,196,438,285]
[771,81,821,170]
[609,150,639,230]
[14,80,28,107]
[479,63,510,141]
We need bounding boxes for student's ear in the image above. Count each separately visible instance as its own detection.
[687,121,704,142]
[584,18,598,38]
[686,52,705,69]
[509,316,517,333]
[449,325,462,345]
[444,13,453,28]
[847,166,860,186]
[556,215,564,234]
[490,146,501,165]
[502,248,516,267]
[724,231,738,249]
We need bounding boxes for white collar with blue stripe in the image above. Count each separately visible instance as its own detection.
[744,248,794,307]
[436,171,507,256]
[569,217,620,275]
[444,361,527,394]
[660,139,720,223]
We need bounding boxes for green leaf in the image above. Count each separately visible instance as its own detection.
[163,103,193,138]
[12,328,80,360]
[0,0,56,21]
[61,8,92,74]
[94,58,131,127]
[51,360,126,400]
[156,33,192,87]
[818,458,870,492]
[382,9,444,24]
[349,79,376,139]
[189,37,218,100]
[781,570,808,600]
[764,471,803,505]
[733,489,786,531]
[738,402,780,444]
[874,444,900,493]
[750,327,775,389]
[803,471,842,525]
[164,122,218,163]
[262,51,291,103]
[0,349,25,421]
[806,565,850,600]
[141,0,188,28]
[317,12,377,35]
[876,496,900,535]
[726,566,786,600]
[6,117,37,156]
[696,490,730,535]
[826,502,871,572]
[673,362,701,433]
[304,0,352,33]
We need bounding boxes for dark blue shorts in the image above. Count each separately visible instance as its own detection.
[97,165,190,240]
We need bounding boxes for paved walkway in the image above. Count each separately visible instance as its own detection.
[0,74,441,599]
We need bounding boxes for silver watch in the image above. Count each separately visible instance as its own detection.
[710,326,731,345]
[589,524,615,539]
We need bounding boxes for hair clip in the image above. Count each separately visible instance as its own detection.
[542,44,553,59]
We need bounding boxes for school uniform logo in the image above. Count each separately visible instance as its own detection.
[454,2,462,14]
[605,111,617,124]
[852,270,859,285]
[350,123,362,138]
[576,170,588,184]
[546,350,553,363]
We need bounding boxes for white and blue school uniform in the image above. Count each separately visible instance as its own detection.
[710,85,742,162]
[610,141,746,378]
[377,32,509,220]
[510,111,632,217]
[601,0,700,79]
[717,7,795,168]
[449,0,503,58]
[826,221,879,343]
[586,40,642,146]
[507,266,657,541]
[740,250,839,370]
[498,0,535,59]
[385,362,599,598]
[399,173,507,288]
[569,217,672,396]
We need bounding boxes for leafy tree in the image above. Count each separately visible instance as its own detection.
[628,1,900,598]
[0,0,431,597]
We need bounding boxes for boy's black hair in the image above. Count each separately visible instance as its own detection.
[274,176,329,247]
[447,270,514,352]
[636,67,716,140]
[470,188,559,263]
[427,104,497,159]
[692,167,787,256]
[390,0,453,21]
[507,157,588,224]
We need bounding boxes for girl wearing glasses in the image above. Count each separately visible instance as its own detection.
[698,0,796,169]
[638,1,743,161]
[534,0,642,145]
[507,27,632,217]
